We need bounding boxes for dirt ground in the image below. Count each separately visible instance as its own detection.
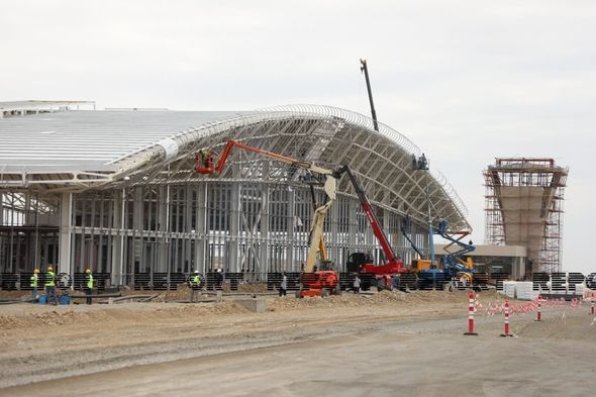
[0,289,595,396]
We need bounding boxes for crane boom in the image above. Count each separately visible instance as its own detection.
[336,165,401,268]
[400,222,426,259]
[360,59,379,132]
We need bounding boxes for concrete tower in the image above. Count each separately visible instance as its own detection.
[484,158,568,274]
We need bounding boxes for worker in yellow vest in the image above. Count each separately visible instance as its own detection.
[190,270,202,302]
[45,266,58,305]
[85,268,94,305]
[30,269,40,301]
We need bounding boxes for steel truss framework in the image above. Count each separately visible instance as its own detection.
[484,158,568,274]
[0,104,469,284]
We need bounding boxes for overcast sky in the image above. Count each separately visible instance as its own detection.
[2,0,595,274]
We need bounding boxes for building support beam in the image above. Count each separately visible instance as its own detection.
[286,188,295,271]
[184,185,193,274]
[111,189,124,286]
[259,184,270,279]
[158,185,170,281]
[133,187,144,285]
[195,183,208,274]
[59,192,73,280]
[230,181,240,273]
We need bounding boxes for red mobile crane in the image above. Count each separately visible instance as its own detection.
[336,165,406,290]
[195,140,340,297]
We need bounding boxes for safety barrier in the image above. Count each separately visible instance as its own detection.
[500,300,513,337]
[463,291,478,336]
[464,291,596,337]
[536,296,543,321]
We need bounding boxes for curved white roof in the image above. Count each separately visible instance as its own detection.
[0,110,249,170]
[0,104,470,231]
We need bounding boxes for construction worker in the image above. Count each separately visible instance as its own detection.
[198,149,214,171]
[353,274,361,294]
[45,266,58,305]
[279,273,288,297]
[30,268,40,301]
[205,149,214,170]
[85,268,94,304]
[190,270,202,302]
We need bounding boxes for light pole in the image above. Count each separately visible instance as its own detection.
[412,154,434,265]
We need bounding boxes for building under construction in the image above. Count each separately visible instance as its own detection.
[484,158,568,275]
[0,101,470,288]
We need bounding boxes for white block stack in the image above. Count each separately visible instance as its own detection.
[515,282,539,300]
[501,281,517,298]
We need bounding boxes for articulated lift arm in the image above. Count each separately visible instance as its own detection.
[196,140,335,178]
[308,185,329,264]
[434,220,475,270]
[195,140,337,273]
[335,165,404,273]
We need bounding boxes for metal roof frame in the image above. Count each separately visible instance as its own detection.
[0,104,470,231]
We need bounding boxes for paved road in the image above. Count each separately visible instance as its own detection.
[3,309,595,397]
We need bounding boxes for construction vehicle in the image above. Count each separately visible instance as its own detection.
[397,217,435,289]
[399,216,434,272]
[399,218,483,290]
[428,220,483,290]
[336,165,407,290]
[195,139,340,297]
[398,214,447,290]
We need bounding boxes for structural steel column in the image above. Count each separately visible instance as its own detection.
[33,195,40,272]
[195,183,208,274]
[111,189,124,286]
[229,181,240,273]
[287,188,295,271]
[348,199,357,248]
[184,185,193,273]
[59,192,73,279]
[133,187,143,284]
[158,185,170,276]
[259,185,270,278]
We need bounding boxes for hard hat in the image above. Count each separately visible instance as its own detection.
[85,268,91,273]
[48,266,53,271]
[34,269,40,273]
[195,270,199,274]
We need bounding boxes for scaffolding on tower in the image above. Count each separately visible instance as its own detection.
[484,158,568,274]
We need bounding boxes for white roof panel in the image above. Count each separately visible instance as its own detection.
[0,110,252,170]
